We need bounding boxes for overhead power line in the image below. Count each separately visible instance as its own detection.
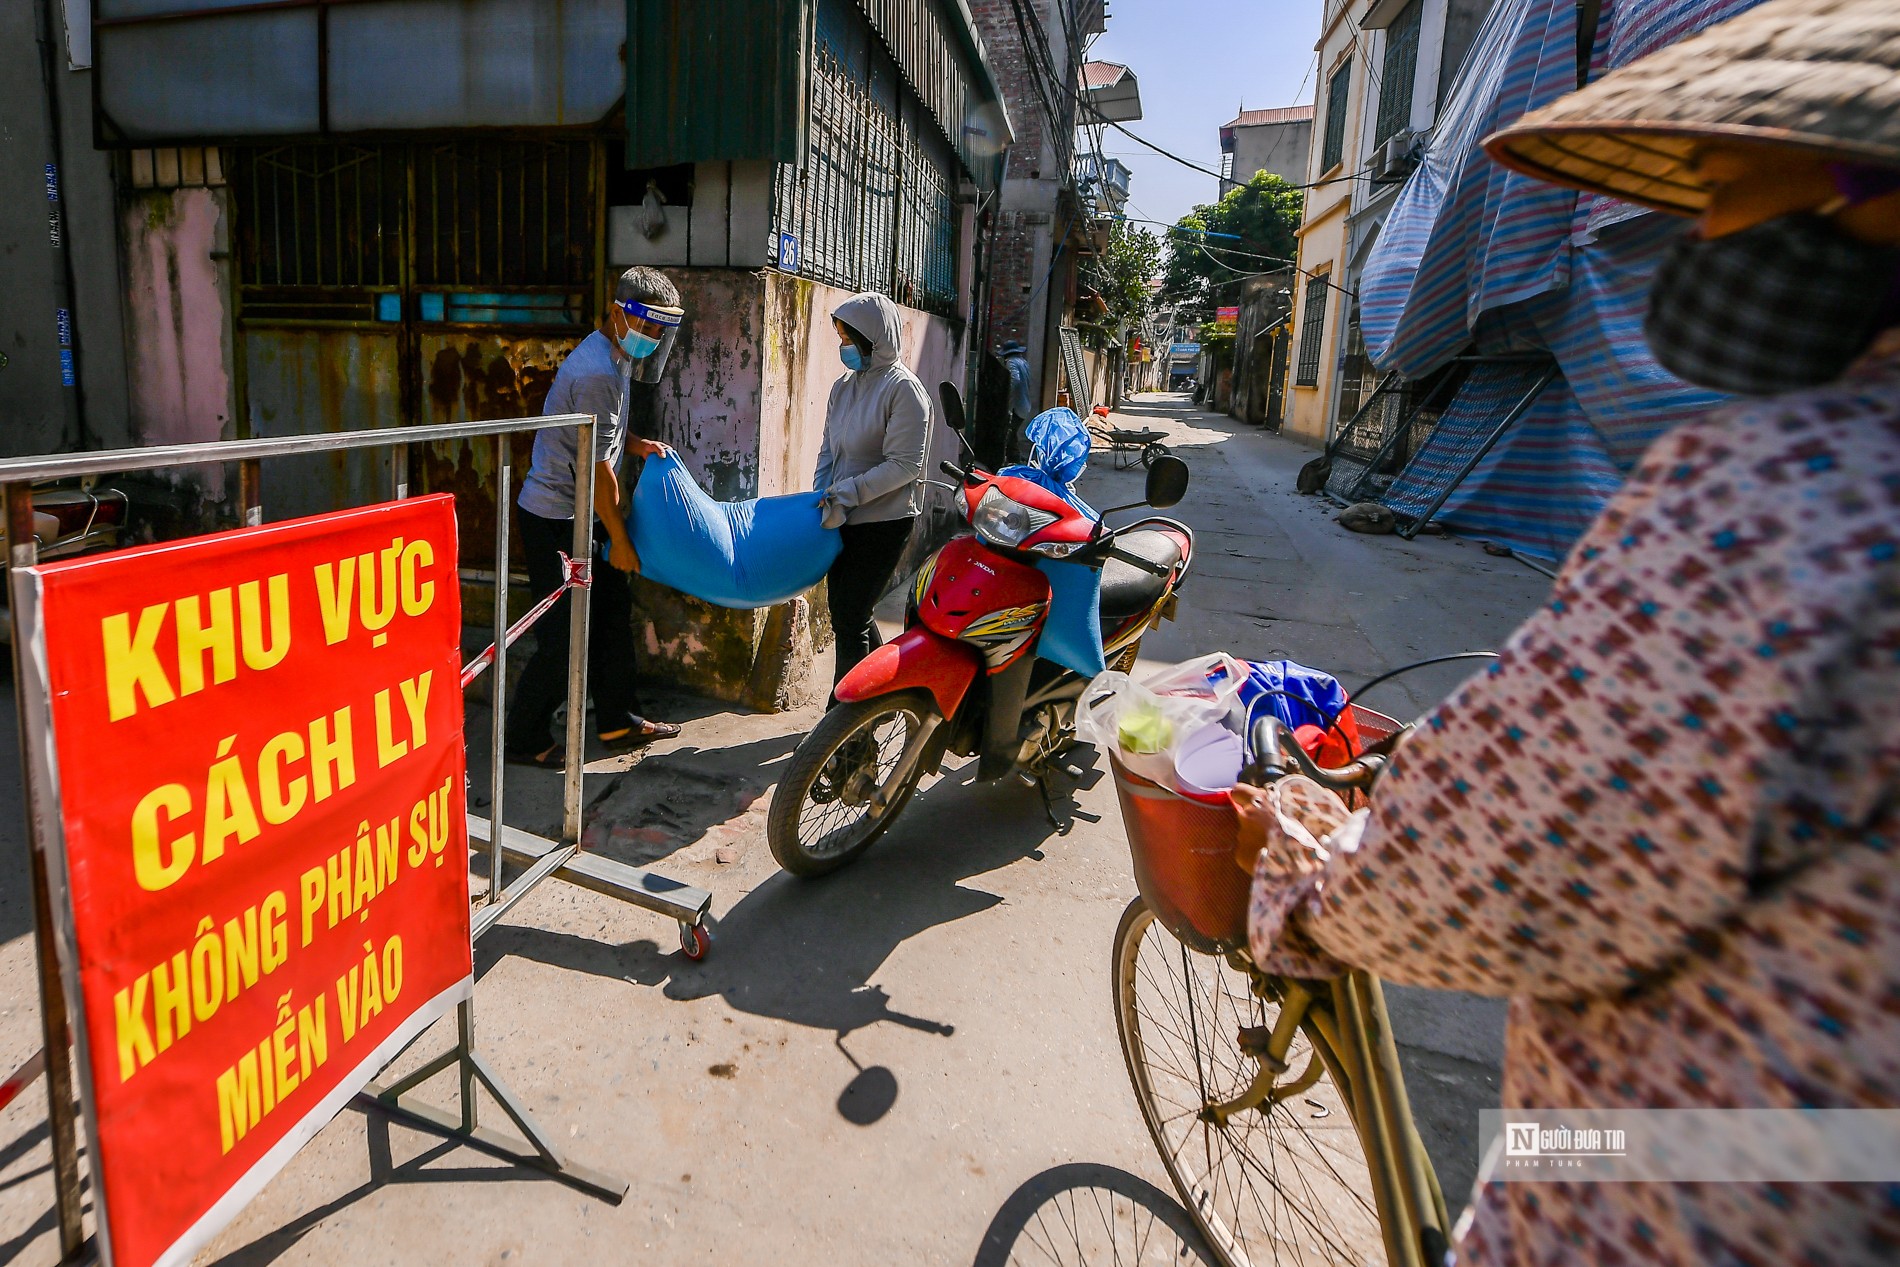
[1078,100,1373,193]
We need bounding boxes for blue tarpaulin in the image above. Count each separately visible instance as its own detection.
[1358,0,1762,561]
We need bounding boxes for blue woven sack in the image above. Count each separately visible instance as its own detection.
[629,452,842,609]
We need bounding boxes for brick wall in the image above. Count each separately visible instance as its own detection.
[969,0,1066,360]
[970,0,1052,184]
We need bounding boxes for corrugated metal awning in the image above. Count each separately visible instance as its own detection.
[625,0,1010,188]
[92,0,626,143]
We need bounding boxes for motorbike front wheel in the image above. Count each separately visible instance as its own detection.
[767,690,936,878]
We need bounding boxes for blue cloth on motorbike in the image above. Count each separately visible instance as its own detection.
[630,451,842,609]
[1033,558,1106,678]
[1236,660,1349,733]
[999,407,1096,517]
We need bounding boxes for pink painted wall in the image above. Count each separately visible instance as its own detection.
[758,274,966,500]
[122,187,233,495]
[649,270,768,500]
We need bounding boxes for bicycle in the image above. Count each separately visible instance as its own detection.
[1109,705,1453,1267]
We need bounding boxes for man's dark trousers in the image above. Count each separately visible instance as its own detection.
[505,508,641,754]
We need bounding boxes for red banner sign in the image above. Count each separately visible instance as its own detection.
[22,497,471,1267]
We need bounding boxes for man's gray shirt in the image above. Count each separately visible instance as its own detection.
[519,330,630,519]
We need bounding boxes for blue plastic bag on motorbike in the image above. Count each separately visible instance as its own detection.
[997,406,1106,677]
[1000,407,1096,517]
[628,451,842,609]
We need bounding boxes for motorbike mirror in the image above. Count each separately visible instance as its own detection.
[1144,455,1190,509]
[938,382,967,433]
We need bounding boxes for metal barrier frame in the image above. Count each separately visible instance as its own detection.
[2,414,712,1258]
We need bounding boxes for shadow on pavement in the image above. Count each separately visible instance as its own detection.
[578,731,804,867]
[206,1111,536,1267]
[476,754,1093,1123]
[971,1162,1217,1267]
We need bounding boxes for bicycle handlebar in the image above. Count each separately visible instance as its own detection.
[1242,716,1392,793]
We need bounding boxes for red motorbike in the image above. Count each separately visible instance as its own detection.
[767,385,1195,877]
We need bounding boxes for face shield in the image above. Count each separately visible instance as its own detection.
[615,300,684,384]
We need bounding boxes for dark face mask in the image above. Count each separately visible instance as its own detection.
[1644,213,1900,396]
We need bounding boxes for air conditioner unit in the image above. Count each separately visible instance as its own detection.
[1374,131,1420,184]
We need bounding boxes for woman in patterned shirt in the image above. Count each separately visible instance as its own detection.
[1238,1,1900,1262]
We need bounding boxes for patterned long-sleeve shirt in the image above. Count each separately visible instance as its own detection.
[1250,337,1900,1265]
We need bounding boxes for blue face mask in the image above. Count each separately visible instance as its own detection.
[840,344,866,372]
[620,330,661,359]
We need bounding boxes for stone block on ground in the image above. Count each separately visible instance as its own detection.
[633,576,825,712]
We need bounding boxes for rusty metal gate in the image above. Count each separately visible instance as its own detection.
[228,138,601,571]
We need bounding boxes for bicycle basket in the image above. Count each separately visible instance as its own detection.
[1111,703,1406,956]
[1110,756,1250,955]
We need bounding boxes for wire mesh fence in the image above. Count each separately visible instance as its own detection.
[1323,363,1467,503]
[1381,357,1560,532]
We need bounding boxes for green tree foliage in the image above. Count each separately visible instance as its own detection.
[1083,222,1163,339]
[1160,171,1303,311]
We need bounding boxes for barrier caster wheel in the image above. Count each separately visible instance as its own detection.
[679,922,711,961]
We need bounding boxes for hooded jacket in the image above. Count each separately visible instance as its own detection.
[815,292,932,525]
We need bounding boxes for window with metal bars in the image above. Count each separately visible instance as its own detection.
[1375,0,1423,146]
[229,140,595,326]
[1320,64,1352,172]
[772,0,960,317]
[229,144,405,321]
[1295,274,1329,387]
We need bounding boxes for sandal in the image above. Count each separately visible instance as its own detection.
[504,745,565,771]
[598,718,682,751]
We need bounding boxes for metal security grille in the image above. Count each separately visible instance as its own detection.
[1323,363,1466,503]
[1295,275,1329,386]
[229,144,405,321]
[773,0,960,316]
[1059,326,1092,417]
[230,140,595,325]
[896,122,958,311]
[1321,65,1352,171]
[412,140,593,288]
[1376,0,1423,146]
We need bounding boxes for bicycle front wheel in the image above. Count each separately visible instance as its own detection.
[1113,898,1384,1267]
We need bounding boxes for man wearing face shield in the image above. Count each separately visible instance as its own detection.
[1232,1,1900,1261]
[506,266,685,769]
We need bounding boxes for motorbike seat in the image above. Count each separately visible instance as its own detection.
[1097,530,1183,624]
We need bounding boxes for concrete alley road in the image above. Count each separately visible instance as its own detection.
[0,393,1552,1266]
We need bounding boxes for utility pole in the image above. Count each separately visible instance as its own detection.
[35,0,91,453]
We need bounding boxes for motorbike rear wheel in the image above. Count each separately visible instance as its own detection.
[767,690,936,878]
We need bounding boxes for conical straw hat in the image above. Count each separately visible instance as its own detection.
[1485,0,1900,216]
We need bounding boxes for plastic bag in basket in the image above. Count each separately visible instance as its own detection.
[1229,775,1365,880]
[1076,670,1228,786]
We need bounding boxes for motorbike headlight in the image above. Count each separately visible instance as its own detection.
[971,487,1058,548]
[1028,538,1085,558]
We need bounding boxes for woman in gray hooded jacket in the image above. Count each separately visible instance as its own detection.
[816,291,933,702]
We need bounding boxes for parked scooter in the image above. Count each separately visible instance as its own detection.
[766,385,1195,877]
[23,482,132,560]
